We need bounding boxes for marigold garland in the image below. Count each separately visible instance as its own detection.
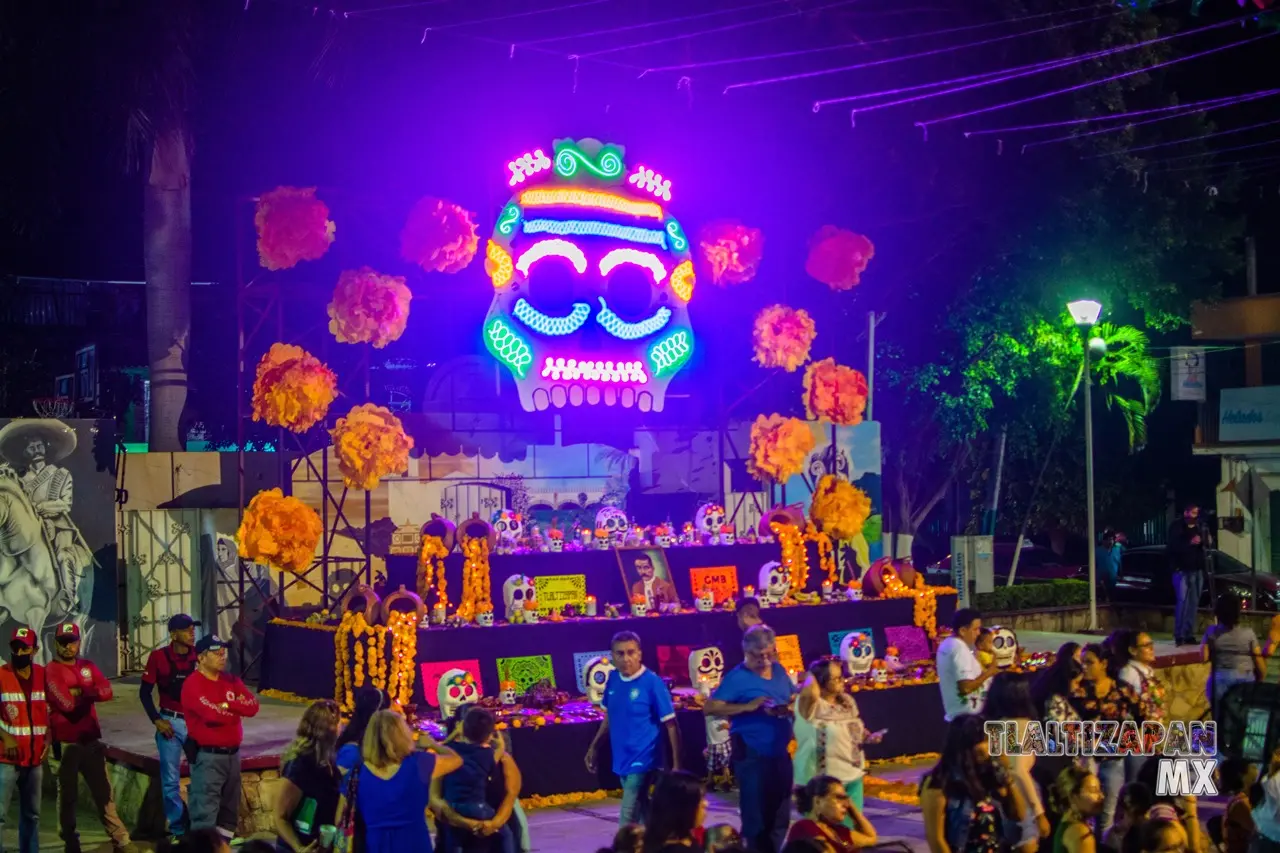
[752,305,817,373]
[521,790,623,812]
[330,404,414,490]
[809,475,873,541]
[328,267,413,349]
[802,358,869,426]
[417,535,450,611]
[697,220,764,285]
[805,524,837,584]
[772,521,810,597]
[880,565,944,639]
[456,536,492,622]
[237,488,322,575]
[251,343,339,433]
[747,415,815,484]
[386,610,418,711]
[400,196,480,274]
[805,225,875,291]
[334,611,391,713]
[255,186,336,271]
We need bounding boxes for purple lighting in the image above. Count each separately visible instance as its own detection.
[540,357,649,384]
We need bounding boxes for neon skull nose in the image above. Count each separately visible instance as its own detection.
[484,139,695,413]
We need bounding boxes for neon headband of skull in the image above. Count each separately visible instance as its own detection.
[483,138,696,412]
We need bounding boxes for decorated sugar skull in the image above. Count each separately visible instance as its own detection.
[583,655,615,705]
[499,680,518,706]
[596,507,628,541]
[695,587,715,612]
[503,574,535,621]
[492,510,524,544]
[688,646,725,697]
[654,525,672,548]
[758,560,791,602]
[991,626,1019,668]
[884,645,904,671]
[719,524,735,546]
[840,630,875,677]
[871,660,889,684]
[846,584,863,602]
[484,139,696,413]
[438,668,480,722]
[695,503,726,540]
[631,596,649,617]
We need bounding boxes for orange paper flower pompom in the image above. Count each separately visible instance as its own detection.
[697,220,764,285]
[400,196,480,274]
[753,305,817,372]
[809,474,872,541]
[747,414,816,483]
[805,226,874,291]
[330,404,415,490]
[251,343,339,433]
[254,187,336,271]
[328,267,413,348]
[237,488,322,574]
[802,358,868,425]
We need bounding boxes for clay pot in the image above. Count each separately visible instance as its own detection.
[758,505,805,539]
[458,512,497,552]
[381,584,427,625]
[421,514,457,553]
[340,583,383,624]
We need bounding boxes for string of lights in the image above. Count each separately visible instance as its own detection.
[519,0,783,47]
[1092,115,1280,158]
[640,1,1114,74]
[1145,135,1280,166]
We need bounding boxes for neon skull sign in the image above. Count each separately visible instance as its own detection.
[483,139,695,412]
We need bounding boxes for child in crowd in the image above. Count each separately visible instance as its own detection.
[977,629,996,668]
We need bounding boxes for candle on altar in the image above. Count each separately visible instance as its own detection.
[821,580,833,597]
[584,595,597,617]
[743,585,755,599]
[431,604,445,624]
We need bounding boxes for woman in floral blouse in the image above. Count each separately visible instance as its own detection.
[920,715,1027,853]
[1111,629,1165,784]
[1071,643,1149,836]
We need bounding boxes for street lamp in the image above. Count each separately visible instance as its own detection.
[1067,299,1103,630]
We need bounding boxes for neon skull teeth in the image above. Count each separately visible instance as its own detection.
[483,138,696,412]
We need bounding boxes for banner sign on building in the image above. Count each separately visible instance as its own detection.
[1220,387,1280,443]
[1172,347,1206,402]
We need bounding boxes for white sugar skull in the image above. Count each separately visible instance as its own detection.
[476,610,494,627]
[503,574,535,621]
[720,525,735,546]
[688,646,725,697]
[758,561,791,601]
[695,503,726,539]
[596,507,628,540]
[631,600,649,617]
[695,588,715,612]
[654,527,672,548]
[885,649,901,669]
[499,682,518,705]
[492,510,524,543]
[840,631,875,677]
[438,668,480,722]
[847,585,863,602]
[992,626,1018,668]
[482,138,696,414]
[872,664,889,685]
[583,655,615,705]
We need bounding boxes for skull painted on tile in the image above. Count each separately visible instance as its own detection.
[595,507,629,540]
[758,560,791,601]
[688,646,725,698]
[438,668,479,722]
[840,630,875,677]
[583,655,615,705]
[695,503,726,539]
[483,139,695,413]
[991,626,1018,668]
[503,574,534,622]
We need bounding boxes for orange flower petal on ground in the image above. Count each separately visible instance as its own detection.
[805,225,874,291]
[328,267,413,348]
[802,358,868,426]
[251,343,338,433]
[255,186,335,271]
[236,488,322,574]
[752,305,816,373]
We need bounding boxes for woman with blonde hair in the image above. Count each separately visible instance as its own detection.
[274,700,342,853]
[337,711,461,853]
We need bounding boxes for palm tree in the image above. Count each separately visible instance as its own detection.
[1087,322,1161,451]
[102,0,197,451]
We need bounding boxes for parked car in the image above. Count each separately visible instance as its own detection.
[1109,545,1279,611]
[922,542,1083,585]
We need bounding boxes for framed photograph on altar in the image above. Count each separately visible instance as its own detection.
[616,547,679,609]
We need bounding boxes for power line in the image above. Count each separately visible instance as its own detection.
[1092,115,1280,158]
[520,0,784,47]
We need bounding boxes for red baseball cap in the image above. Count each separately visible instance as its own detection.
[9,627,37,648]
[55,622,81,641]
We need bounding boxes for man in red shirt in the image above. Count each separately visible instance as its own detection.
[139,614,199,839]
[47,622,134,853]
[181,634,259,840]
[0,626,49,853]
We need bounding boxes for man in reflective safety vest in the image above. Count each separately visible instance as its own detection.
[0,626,50,853]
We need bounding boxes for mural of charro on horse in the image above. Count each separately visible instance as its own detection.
[0,419,96,662]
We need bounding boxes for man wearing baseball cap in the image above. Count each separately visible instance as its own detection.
[181,634,259,840]
[139,613,199,838]
[0,626,49,853]
[47,622,134,853]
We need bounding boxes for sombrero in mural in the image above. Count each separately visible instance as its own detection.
[0,419,78,466]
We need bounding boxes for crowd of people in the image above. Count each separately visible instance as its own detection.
[3,583,1279,853]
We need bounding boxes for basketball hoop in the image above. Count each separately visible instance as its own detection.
[32,397,74,419]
